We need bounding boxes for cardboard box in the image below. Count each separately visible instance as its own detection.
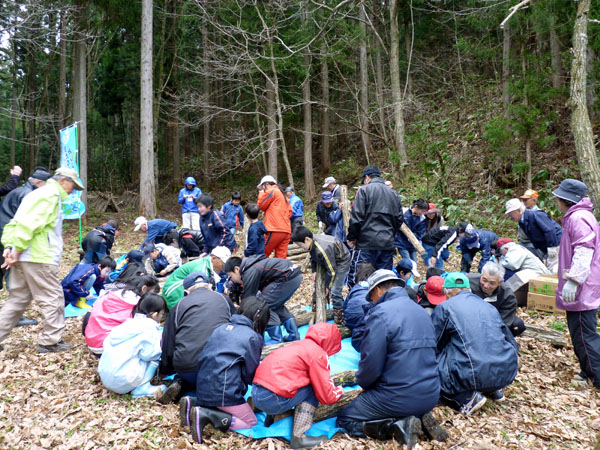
[529,274,558,297]
[527,292,565,315]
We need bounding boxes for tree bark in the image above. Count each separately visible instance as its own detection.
[302,11,316,200]
[58,11,67,130]
[521,47,532,189]
[315,263,327,323]
[172,104,181,186]
[10,39,17,168]
[502,21,511,112]
[140,0,157,217]
[569,0,600,210]
[359,1,371,162]
[389,0,408,167]
[74,3,87,211]
[266,77,278,178]
[202,14,210,184]
[320,43,331,173]
[549,23,562,90]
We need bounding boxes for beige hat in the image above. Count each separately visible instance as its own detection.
[54,167,84,190]
[505,198,524,215]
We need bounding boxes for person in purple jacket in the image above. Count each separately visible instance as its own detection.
[553,179,600,389]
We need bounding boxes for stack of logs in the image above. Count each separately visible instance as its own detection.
[287,243,310,272]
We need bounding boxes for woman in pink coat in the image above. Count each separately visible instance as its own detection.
[553,179,600,389]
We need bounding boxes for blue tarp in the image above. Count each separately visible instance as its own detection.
[64,288,97,318]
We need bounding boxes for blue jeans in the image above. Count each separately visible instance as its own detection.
[82,251,106,265]
[422,243,448,269]
[398,249,417,264]
[357,249,394,271]
[330,270,349,310]
[260,272,302,326]
[252,384,318,414]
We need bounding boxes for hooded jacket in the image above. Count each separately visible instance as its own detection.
[61,263,105,305]
[395,208,427,251]
[556,197,600,311]
[459,229,498,272]
[431,290,519,395]
[519,208,562,254]
[309,234,351,288]
[253,322,344,404]
[240,254,301,299]
[356,287,440,415]
[200,210,237,254]
[178,177,202,214]
[422,225,459,261]
[196,314,264,406]
[159,287,234,375]
[347,178,403,250]
[222,201,245,229]
[258,185,292,234]
[98,314,162,394]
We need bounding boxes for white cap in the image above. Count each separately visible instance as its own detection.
[211,246,232,264]
[257,175,277,187]
[134,216,147,231]
[505,198,524,215]
[322,176,336,188]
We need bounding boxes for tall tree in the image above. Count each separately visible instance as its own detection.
[358,0,371,161]
[73,2,87,210]
[140,0,156,217]
[320,43,331,172]
[389,0,408,167]
[302,9,316,199]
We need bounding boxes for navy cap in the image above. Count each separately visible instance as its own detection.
[552,179,587,204]
[142,243,156,257]
[126,250,144,265]
[321,191,333,202]
[183,271,210,290]
[285,186,294,193]
[362,165,381,179]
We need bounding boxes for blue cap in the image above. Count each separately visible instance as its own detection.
[183,271,210,290]
[126,250,144,264]
[321,191,333,203]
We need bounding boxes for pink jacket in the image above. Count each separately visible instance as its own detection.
[556,198,600,311]
[85,289,140,353]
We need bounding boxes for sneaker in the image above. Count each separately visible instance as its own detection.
[572,372,589,388]
[458,392,487,416]
[333,309,346,326]
[15,317,38,327]
[486,389,505,402]
[36,341,73,354]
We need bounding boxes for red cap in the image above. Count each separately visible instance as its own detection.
[496,237,513,249]
[425,276,447,305]
[427,203,441,214]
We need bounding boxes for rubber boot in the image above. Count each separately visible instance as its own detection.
[289,402,327,449]
[266,325,283,343]
[189,406,232,444]
[282,318,300,342]
[362,418,395,440]
[179,396,197,427]
[421,412,448,442]
[389,416,422,450]
[75,297,91,309]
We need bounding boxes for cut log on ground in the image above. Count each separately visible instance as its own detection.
[521,324,567,347]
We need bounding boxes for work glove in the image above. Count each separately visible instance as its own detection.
[547,246,559,259]
[562,280,578,303]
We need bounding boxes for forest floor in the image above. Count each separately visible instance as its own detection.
[0,208,599,450]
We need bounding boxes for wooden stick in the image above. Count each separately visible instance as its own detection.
[315,264,327,323]
[400,222,426,255]
[340,185,350,235]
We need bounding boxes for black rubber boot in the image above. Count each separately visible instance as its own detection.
[389,416,422,450]
[362,418,395,440]
[190,406,232,444]
[289,434,328,450]
[263,414,276,427]
[421,412,449,442]
[266,325,283,343]
[178,396,197,427]
[282,318,300,342]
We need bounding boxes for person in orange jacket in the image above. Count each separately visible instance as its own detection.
[257,175,292,259]
[252,322,343,449]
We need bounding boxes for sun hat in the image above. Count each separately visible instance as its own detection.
[552,179,588,204]
[366,269,401,297]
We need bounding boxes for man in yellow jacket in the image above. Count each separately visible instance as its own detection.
[0,167,84,353]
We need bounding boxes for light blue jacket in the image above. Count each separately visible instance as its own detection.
[98,314,162,394]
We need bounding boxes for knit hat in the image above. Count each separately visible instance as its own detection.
[552,179,588,204]
[425,276,447,305]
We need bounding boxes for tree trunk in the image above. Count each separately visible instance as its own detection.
[26,55,36,173]
[132,102,140,186]
[10,39,17,168]
[140,0,157,217]
[315,264,327,323]
[404,17,413,95]
[389,0,409,167]
[502,21,511,111]
[586,45,596,121]
[549,23,562,90]
[172,103,181,186]
[302,11,316,200]
[521,47,532,189]
[570,0,600,210]
[320,43,331,173]
[74,3,88,211]
[202,20,210,184]
[58,11,67,130]
[266,77,278,178]
[359,1,371,161]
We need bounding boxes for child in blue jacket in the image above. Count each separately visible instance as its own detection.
[62,256,116,308]
[178,177,202,230]
[244,203,267,257]
[178,296,269,443]
[222,192,244,235]
[196,194,237,254]
[98,294,167,398]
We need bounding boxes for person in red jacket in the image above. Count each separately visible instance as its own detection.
[257,175,292,259]
[252,322,343,450]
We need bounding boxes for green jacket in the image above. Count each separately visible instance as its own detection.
[1,179,68,266]
[162,256,215,310]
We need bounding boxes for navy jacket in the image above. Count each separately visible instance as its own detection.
[245,220,267,257]
[240,254,301,299]
[356,287,440,415]
[395,208,427,251]
[422,226,459,260]
[316,201,338,236]
[343,282,369,331]
[431,290,519,395]
[200,210,237,254]
[144,219,177,244]
[459,229,498,272]
[0,180,36,236]
[222,201,245,229]
[196,314,264,406]
[519,209,562,254]
[0,174,20,198]
[61,264,105,305]
[347,178,404,250]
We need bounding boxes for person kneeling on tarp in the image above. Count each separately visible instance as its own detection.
[178,296,269,443]
[336,270,442,450]
[251,322,343,450]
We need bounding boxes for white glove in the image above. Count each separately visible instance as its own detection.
[547,246,559,259]
[562,280,578,303]
[318,221,324,229]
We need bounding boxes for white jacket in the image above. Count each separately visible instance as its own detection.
[501,242,550,275]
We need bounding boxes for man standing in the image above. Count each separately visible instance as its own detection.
[347,165,403,271]
[322,176,340,201]
[285,187,304,235]
[0,167,84,353]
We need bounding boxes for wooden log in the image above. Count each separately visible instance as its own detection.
[300,253,311,272]
[340,185,350,235]
[521,323,566,347]
[261,325,351,359]
[331,370,358,386]
[315,264,327,323]
[400,222,426,256]
[287,248,308,257]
